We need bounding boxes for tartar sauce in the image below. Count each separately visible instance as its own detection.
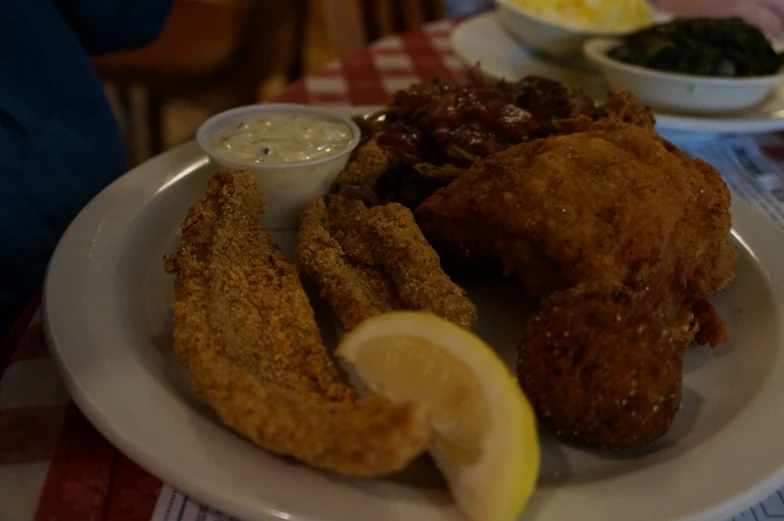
[208,113,353,165]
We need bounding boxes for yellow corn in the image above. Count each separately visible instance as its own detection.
[508,0,653,31]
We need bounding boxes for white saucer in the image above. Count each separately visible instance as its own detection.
[451,12,784,135]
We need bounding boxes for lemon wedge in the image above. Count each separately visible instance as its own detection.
[337,312,540,521]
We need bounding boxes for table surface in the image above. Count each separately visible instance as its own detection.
[3,19,784,521]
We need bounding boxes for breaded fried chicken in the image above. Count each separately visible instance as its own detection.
[164,170,429,475]
[296,195,477,331]
[600,90,656,129]
[417,121,736,447]
[418,121,700,297]
[519,282,695,447]
[417,121,735,301]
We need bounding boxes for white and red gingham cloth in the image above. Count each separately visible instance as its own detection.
[2,19,784,521]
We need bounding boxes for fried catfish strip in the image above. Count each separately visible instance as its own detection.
[296,195,477,331]
[295,197,402,330]
[332,140,392,206]
[164,170,428,476]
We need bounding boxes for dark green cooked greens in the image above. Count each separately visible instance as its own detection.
[608,17,782,78]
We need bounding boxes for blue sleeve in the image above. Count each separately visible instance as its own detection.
[0,0,132,339]
[52,0,175,55]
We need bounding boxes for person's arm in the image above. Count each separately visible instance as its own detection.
[52,0,175,55]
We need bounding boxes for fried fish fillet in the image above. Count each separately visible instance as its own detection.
[296,194,477,331]
[164,170,428,476]
[332,140,393,206]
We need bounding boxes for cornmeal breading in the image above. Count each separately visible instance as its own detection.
[164,170,429,476]
[296,195,477,331]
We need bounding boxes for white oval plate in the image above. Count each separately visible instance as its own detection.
[452,12,784,135]
[44,121,784,521]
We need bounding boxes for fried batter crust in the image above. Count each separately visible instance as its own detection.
[164,170,429,476]
[518,282,694,447]
[416,121,737,447]
[296,195,477,331]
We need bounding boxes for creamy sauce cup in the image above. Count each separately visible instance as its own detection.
[196,103,361,230]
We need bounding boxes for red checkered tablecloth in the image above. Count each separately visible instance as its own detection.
[275,20,464,106]
[2,19,784,521]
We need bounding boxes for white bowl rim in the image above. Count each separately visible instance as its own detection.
[195,103,362,171]
[583,37,784,86]
[494,0,656,36]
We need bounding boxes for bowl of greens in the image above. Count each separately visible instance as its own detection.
[583,18,783,115]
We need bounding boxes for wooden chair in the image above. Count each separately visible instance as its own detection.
[319,0,447,57]
[93,0,307,157]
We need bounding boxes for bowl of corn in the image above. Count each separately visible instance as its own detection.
[494,0,657,59]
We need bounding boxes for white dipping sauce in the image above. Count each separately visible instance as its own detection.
[208,113,353,165]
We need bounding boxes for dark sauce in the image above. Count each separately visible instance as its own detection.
[369,75,597,166]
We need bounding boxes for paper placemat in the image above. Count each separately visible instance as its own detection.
[676,136,784,228]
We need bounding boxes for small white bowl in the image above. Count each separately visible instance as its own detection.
[196,103,360,230]
[494,0,650,59]
[584,37,784,115]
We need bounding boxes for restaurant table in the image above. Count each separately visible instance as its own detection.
[3,19,784,521]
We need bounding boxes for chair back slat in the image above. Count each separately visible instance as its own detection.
[323,0,445,55]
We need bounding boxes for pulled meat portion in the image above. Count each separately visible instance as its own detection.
[390,75,596,162]
[338,72,654,210]
[365,73,598,167]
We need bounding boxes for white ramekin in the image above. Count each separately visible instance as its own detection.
[196,103,361,230]
[584,37,784,115]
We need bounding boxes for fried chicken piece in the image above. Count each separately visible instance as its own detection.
[417,121,736,301]
[417,121,700,297]
[296,195,477,331]
[417,121,736,447]
[555,91,657,136]
[164,170,429,476]
[662,141,737,297]
[600,90,656,129]
[518,282,695,447]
